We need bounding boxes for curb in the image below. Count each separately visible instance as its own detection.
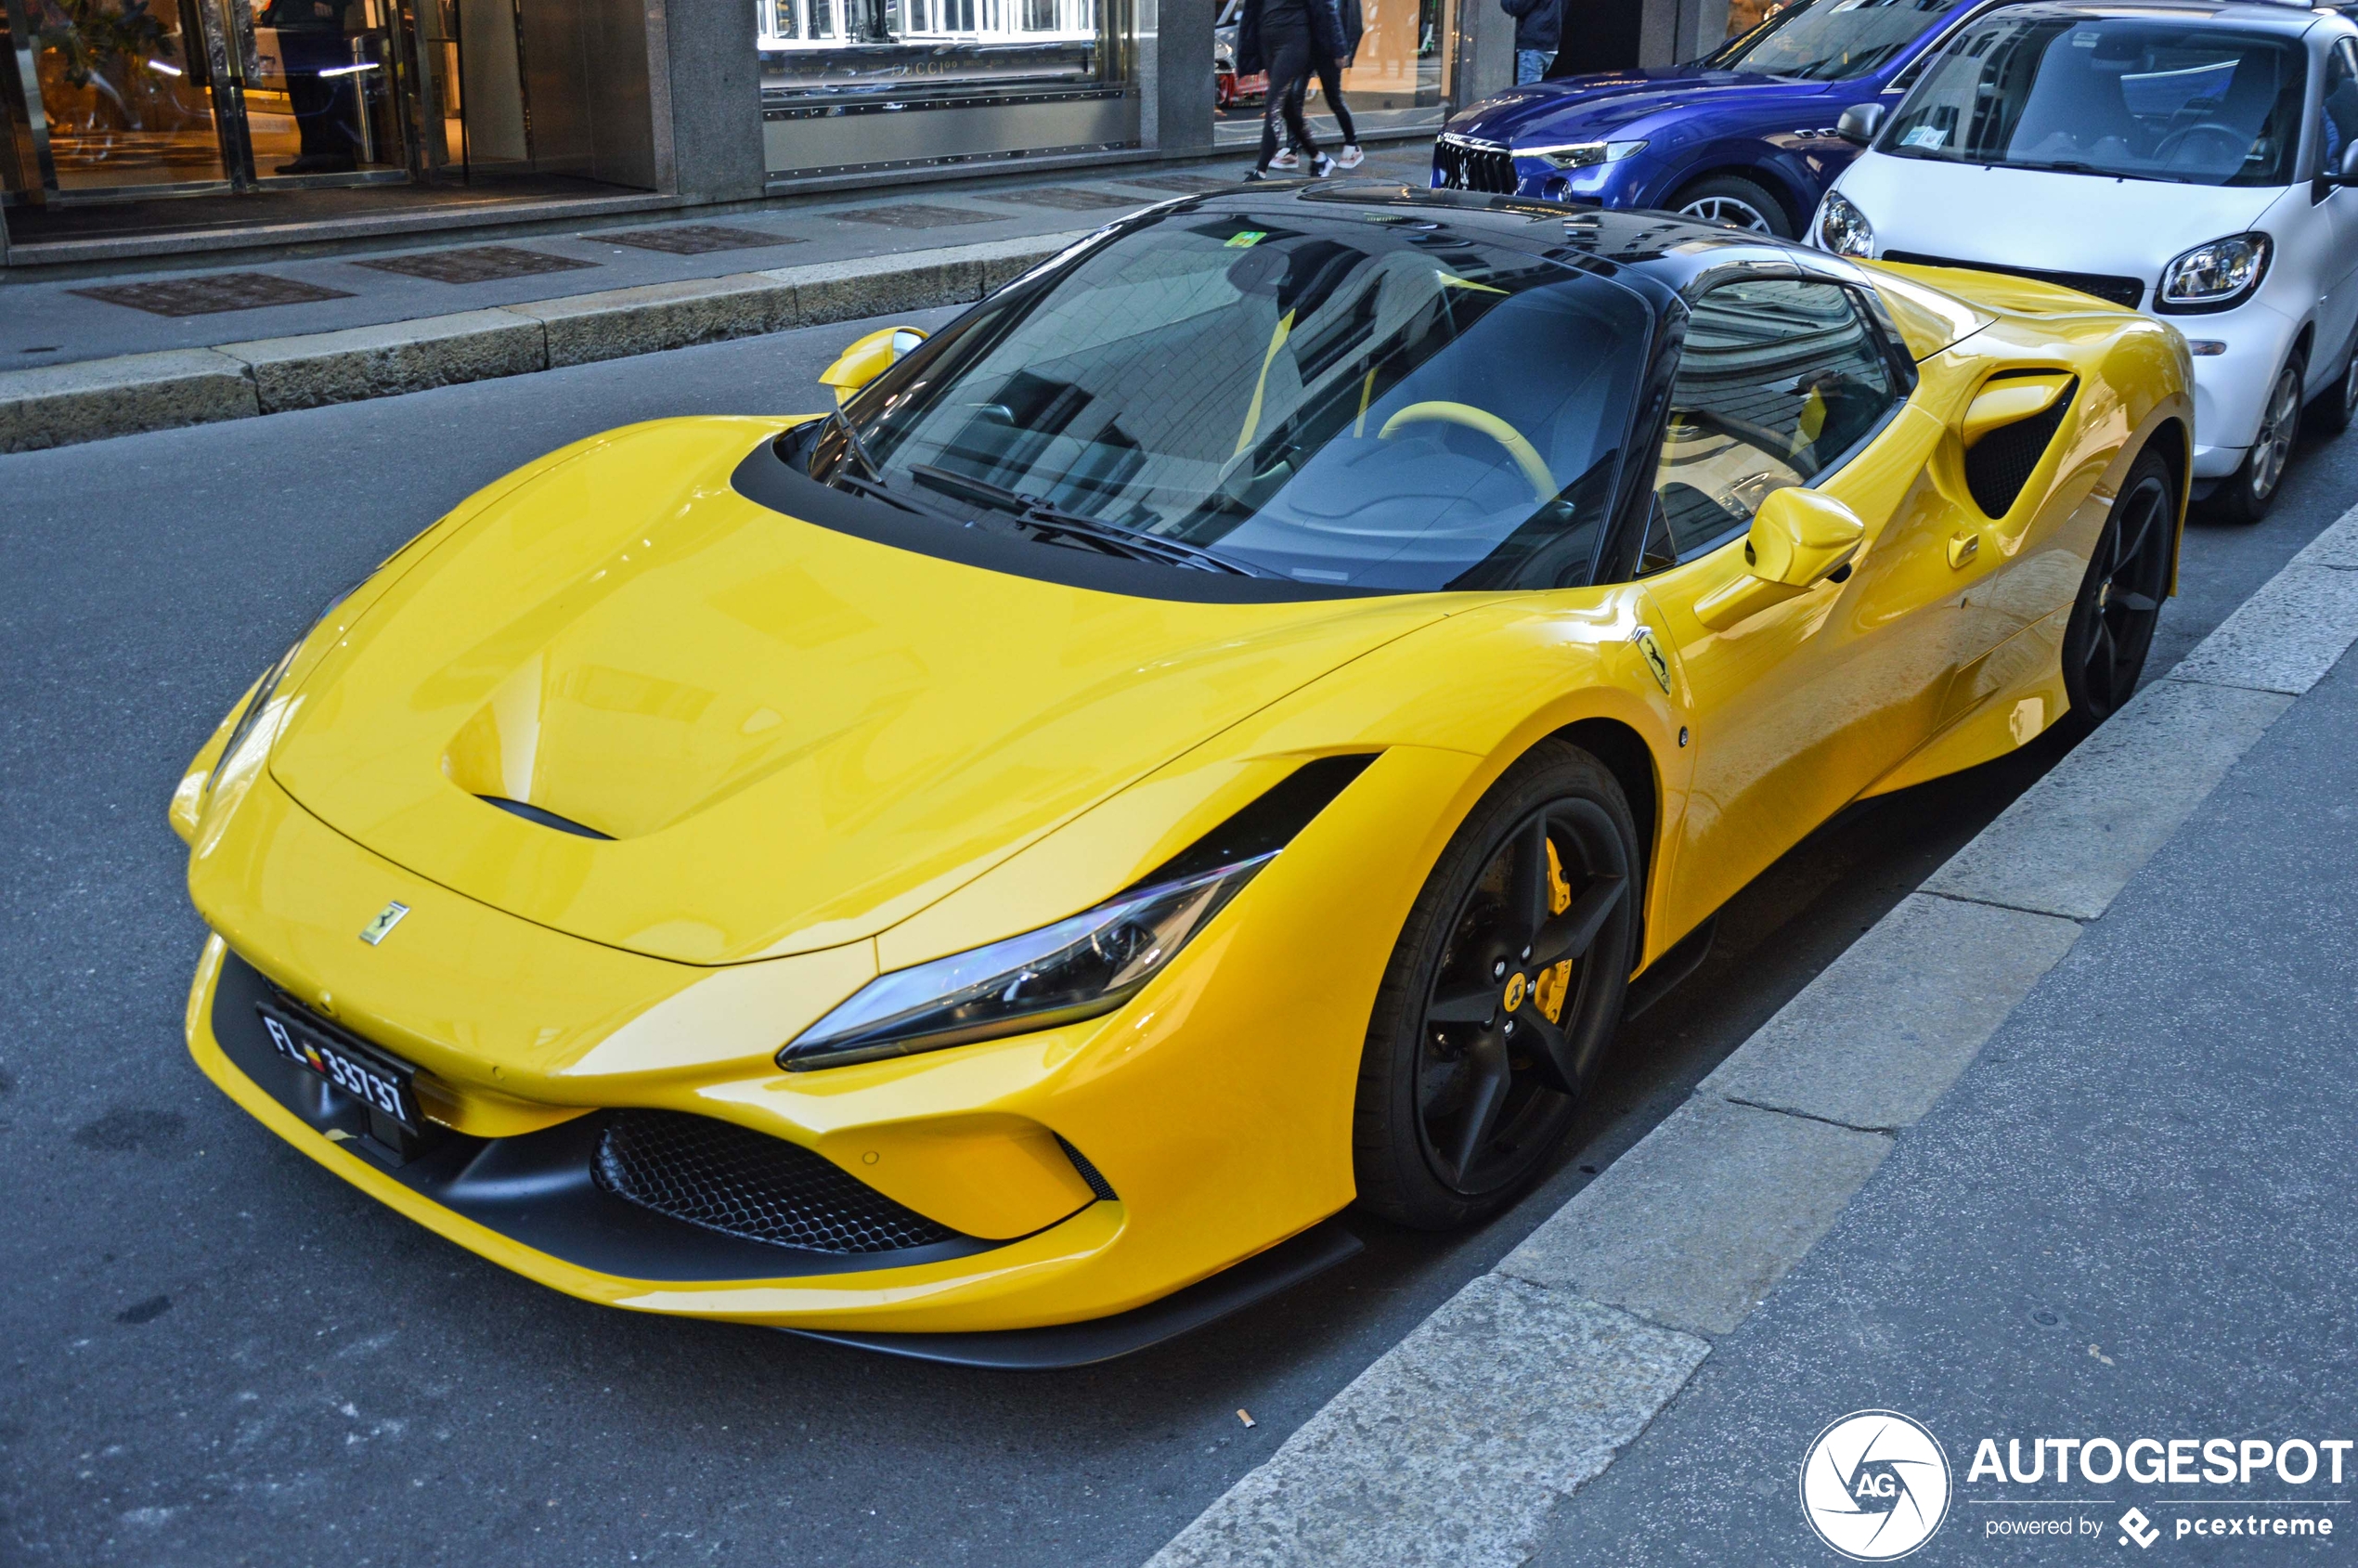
[0,230,1092,454]
[1144,499,2358,1568]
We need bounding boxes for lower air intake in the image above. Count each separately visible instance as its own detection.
[594,1110,965,1254]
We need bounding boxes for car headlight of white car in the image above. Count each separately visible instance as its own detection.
[1518,139,1647,170]
[1813,190,1873,258]
[2157,232,2271,314]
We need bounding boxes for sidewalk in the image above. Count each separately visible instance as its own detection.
[1146,504,2358,1567]
[1528,621,2358,1564]
[0,147,1434,370]
[0,146,1435,454]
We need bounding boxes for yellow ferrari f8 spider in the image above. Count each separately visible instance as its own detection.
[172,188,2190,1366]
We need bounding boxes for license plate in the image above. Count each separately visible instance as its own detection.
[254,1001,422,1132]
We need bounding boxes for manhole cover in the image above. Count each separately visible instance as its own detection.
[599,225,805,255]
[830,203,1005,228]
[982,187,1138,212]
[1116,173,1247,194]
[356,246,599,284]
[71,272,356,317]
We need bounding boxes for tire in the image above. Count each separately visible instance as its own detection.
[1670,175,1793,239]
[2060,446,2175,728]
[2201,350,2303,525]
[2306,336,2358,437]
[1352,741,1642,1230]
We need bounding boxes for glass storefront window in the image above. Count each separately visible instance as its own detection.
[1211,0,1454,142]
[759,0,1117,99]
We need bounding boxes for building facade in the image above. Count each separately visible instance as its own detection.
[0,0,1721,268]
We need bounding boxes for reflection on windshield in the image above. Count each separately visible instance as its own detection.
[818,213,1652,592]
[1878,18,2306,186]
[1709,0,1952,82]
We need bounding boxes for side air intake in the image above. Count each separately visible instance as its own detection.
[1964,376,2077,519]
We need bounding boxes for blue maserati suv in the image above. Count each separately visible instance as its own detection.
[1432,0,1989,236]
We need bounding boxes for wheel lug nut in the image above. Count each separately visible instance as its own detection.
[1492,960,1507,978]
[1521,947,1532,961]
[1504,1020,1516,1035]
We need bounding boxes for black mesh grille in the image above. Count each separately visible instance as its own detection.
[1883,251,2144,311]
[1055,1134,1118,1201]
[1965,377,2078,519]
[593,1110,964,1254]
[1434,139,1518,195]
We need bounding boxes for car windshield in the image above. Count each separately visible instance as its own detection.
[1877,15,2307,185]
[806,209,1653,593]
[1708,0,1956,82]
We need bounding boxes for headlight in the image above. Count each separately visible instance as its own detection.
[204,584,358,802]
[1813,190,1873,258]
[1519,139,1647,170]
[2157,232,2270,314]
[780,855,1272,1071]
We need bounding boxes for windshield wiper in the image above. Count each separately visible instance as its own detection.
[908,464,1277,577]
[825,405,887,479]
[2017,159,2193,185]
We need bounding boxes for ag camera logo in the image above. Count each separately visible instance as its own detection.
[1800,1410,1953,1560]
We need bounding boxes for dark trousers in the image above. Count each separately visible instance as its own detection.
[1256,20,1319,169]
[1288,53,1355,147]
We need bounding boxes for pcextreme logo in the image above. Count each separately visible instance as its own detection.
[1801,1410,1954,1561]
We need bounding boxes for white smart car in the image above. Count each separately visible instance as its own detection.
[1808,0,2358,521]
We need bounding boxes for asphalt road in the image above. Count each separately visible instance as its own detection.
[4,313,2352,1568]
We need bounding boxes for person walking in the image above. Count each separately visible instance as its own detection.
[1503,0,1561,84]
[1269,0,1364,172]
[1237,0,1343,179]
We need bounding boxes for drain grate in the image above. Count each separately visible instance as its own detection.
[830,203,1006,228]
[1116,172,1247,194]
[71,272,356,317]
[355,246,599,284]
[599,224,805,255]
[982,186,1140,212]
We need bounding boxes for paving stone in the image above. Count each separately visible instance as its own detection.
[507,275,795,368]
[1498,1098,1892,1337]
[217,309,546,411]
[2167,560,2358,695]
[1924,678,2291,921]
[1146,1276,1707,1568]
[1119,172,1249,193]
[0,347,257,452]
[355,246,599,285]
[70,272,355,317]
[1695,892,2082,1133]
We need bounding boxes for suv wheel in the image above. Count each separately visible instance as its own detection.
[1671,175,1792,238]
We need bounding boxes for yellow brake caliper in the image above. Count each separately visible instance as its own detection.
[1532,838,1576,1023]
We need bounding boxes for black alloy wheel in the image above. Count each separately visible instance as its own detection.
[1353,743,1640,1229]
[2204,353,2302,525]
[2062,448,2175,726]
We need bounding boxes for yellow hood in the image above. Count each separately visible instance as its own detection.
[269,418,1446,965]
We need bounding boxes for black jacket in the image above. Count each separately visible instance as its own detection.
[1501,0,1560,54]
[1237,0,1357,72]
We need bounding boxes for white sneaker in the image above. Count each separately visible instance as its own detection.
[1269,149,1301,171]
[1338,144,1365,169]
[1312,151,1337,179]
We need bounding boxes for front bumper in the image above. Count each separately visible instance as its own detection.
[2176,299,2301,478]
[182,746,1477,1333]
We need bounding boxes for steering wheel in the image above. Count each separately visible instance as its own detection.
[2152,122,2253,170]
[1377,402,1558,502]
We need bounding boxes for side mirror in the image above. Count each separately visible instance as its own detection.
[2339,142,2358,184]
[818,325,929,406]
[1694,486,1866,630]
[1835,102,1886,146]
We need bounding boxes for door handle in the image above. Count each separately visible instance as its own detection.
[1947,530,1981,570]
